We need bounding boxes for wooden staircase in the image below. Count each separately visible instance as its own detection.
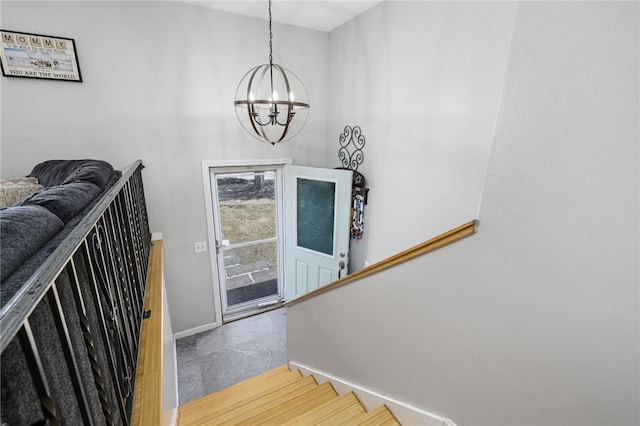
[178,365,401,425]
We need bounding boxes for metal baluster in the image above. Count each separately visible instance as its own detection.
[119,189,143,312]
[113,193,142,338]
[17,320,61,426]
[126,179,145,278]
[101,209,137,395]
[82,237,130,426]
[122,182,145,299]
[66,257,116,426]
[108,200,141,407]
[133,168,151,263]
[47,281,95,425]
[106,204,137,342]
[98,223,134,406]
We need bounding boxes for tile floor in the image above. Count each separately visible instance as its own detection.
[176,308,287,405]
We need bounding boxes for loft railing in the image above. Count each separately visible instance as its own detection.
[0,160,151,426]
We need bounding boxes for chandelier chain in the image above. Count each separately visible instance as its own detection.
[268,0,273,66]
[233,0,309,144]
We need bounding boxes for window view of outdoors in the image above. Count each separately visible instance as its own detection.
[216,171,279,306]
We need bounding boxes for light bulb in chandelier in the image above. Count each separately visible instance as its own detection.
[234,63,309,145]
[233,0,310,145]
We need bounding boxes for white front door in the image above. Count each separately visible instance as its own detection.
[284,165,353,301]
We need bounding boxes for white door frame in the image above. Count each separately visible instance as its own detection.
[201,159,292,325]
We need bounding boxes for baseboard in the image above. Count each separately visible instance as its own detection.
[289,361,457,426]
[167,408,177,426]
[151,232,163,241]
[162,336,180,426]
[173,322,219,340]
[173,336,180,421]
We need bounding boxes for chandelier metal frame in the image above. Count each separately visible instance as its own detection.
[234,0,310,145]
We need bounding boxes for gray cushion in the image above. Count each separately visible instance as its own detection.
[17,182,102,224]
[29,160,114,189]
[61,161,115,190]
[29,160,87,188]
[0,205,64,281]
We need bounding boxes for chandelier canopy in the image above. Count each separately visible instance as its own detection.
[234,0,310,145]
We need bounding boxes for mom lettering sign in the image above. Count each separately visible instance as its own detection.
[0,30,82,82]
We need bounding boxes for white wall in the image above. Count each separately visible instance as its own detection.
[288,1,639,424]
[0,1,329,333]
[326,1,517,271]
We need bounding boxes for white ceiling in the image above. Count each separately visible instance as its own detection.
[183,0,384,32]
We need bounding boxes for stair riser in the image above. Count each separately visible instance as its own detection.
[290,361,449,426]
[178,365,405,426]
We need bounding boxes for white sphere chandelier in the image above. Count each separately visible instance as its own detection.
[234,0,310,145]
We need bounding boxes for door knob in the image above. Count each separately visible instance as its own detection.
[338,260,346,269]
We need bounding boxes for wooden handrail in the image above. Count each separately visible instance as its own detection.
[132,239,164,425]
[285,220,478,307]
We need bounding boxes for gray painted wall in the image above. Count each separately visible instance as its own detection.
[326,1,517,272]
[0,1,329,333]
[288,1,639,424]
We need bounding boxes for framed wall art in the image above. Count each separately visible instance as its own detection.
[0,30,82,82]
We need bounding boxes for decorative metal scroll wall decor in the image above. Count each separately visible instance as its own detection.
[337,125,369,241]
[338,125,365,171]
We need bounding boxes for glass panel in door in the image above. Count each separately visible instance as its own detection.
[214,170,281,314]
[296,178,336,255]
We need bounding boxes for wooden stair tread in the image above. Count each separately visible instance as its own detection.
[179,365,297,413]
[180,365,290,411]
[179,365,302,425]
[235,381,339,426]
[183,374,318,425]
[283,391,366,425]
[351,405,401,426]
[178,365,403,426]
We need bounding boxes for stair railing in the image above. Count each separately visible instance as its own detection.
[1,160,151,426]
[286,220,478,307]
